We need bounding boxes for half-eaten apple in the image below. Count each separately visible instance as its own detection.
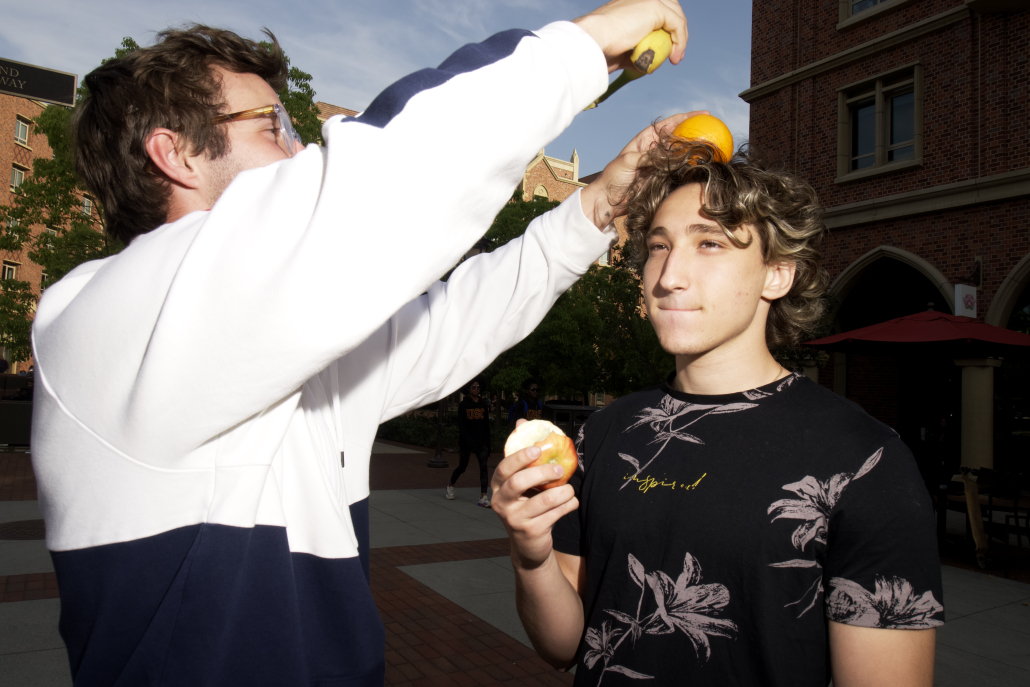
[504,420,578,491]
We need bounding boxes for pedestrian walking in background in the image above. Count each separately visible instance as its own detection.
[447,377,492,506]
[510,378,544,425]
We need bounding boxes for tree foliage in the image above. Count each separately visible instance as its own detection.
[482,195,673,403]
[260,41,323,146]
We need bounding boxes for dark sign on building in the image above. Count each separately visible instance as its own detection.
[0,58,77,107]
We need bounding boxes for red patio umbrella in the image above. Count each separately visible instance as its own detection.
[805,310,1030,351]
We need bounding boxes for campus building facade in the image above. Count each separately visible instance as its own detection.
[1,93,56,372]
[743,0,1029,474]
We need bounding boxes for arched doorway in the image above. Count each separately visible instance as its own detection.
[987,255,1030,473]
[826,248,960,484]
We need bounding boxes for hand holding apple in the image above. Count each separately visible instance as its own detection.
[503,420,578,491]
[490,420,580,572]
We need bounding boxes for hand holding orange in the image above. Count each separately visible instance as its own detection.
[670,114,734,163]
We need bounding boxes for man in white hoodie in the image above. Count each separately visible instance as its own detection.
[32,1,695,684]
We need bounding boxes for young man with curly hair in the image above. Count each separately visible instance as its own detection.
[492,140,944,686]
[30,1,697,684]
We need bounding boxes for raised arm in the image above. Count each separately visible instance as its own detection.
[35,2,691,463]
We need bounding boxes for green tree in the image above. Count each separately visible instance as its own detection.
[260,42,323,146]
[481,194,673,403]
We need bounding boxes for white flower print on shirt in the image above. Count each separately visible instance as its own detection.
[827,576,943,629]
[766,448,882,617]
[618,394,760,490]
[583,551,737,685]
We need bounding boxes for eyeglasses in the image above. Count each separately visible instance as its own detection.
[470,384,480,389]
[211,104,302,155]
[528,387,538,392]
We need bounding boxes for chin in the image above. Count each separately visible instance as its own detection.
[656,330,718,357]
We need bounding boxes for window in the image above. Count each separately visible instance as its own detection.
[837,0,915,29]
[598,249,610,266]
[10,164,27,191]
[40,272,49,292]
[533,184,549,199]
[82,197,93,216]
[14,117,30,147]
[594,392,605,406]
[851,0,881,14]
[44,227,58,248]
[837,64,922,182]
[2,262,17,281]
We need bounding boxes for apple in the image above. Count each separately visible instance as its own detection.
[504,420,578,490]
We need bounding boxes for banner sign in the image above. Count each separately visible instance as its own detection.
[955,284,977,318]
[0,58,77,107]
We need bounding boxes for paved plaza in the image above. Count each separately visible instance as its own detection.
[1,444,1028,686]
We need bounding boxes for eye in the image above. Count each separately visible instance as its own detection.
[647,241,668,253]
[699,239,722,249]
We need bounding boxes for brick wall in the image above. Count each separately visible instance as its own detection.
[520,152,582,204]
[751,11,1029,203]
[0,94,55,369]
[748,2,1029,428]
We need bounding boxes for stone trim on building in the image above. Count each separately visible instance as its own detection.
[739,4,969,103]
[828,244,956,313]
[824,167,1030,228]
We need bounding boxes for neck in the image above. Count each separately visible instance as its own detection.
[671,329,784,396]
[470,394,479,401]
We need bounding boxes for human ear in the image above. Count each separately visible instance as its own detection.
[144,128,201,190]
[762,261,796,301]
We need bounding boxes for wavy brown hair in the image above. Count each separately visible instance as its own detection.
[73,25,288,244]
[621,135,829,348]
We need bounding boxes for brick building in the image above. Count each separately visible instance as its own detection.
[742,0,1028,473]
[1,93,56,372]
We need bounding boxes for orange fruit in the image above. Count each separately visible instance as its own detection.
[671,114,734,163]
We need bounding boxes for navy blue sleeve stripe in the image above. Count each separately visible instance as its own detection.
[354,29,536,129]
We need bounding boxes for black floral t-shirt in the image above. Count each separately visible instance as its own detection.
[552,374,944,687]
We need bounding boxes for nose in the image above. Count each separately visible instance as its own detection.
[654,247,690,295]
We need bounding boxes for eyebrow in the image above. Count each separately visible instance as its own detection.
[646,223,724,239]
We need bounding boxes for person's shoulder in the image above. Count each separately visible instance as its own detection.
[586,385,666,427]
[787,375,900,446]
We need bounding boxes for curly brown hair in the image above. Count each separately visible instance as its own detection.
[621,135,829,348]
[73,25,288,244]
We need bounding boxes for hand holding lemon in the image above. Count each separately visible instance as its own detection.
[585,29,674,110]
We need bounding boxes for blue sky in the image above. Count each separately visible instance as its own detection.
[0,0,752,176]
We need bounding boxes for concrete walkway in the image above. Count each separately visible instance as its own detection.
[3,478,1028,685]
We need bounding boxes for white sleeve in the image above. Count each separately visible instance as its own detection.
[375,188,617,422]
[32,22,607,461]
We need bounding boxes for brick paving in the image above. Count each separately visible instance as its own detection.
[371,539,573,687]
[0,572,59,602]
[0,518,45,539]
[370,442,504,492]
[0,453,36,500]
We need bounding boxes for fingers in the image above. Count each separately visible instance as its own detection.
[517,485,577,521]
[499,462,568,501]
[661,0,688,64]
[491,445,542,492]
[651,110,709,139]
